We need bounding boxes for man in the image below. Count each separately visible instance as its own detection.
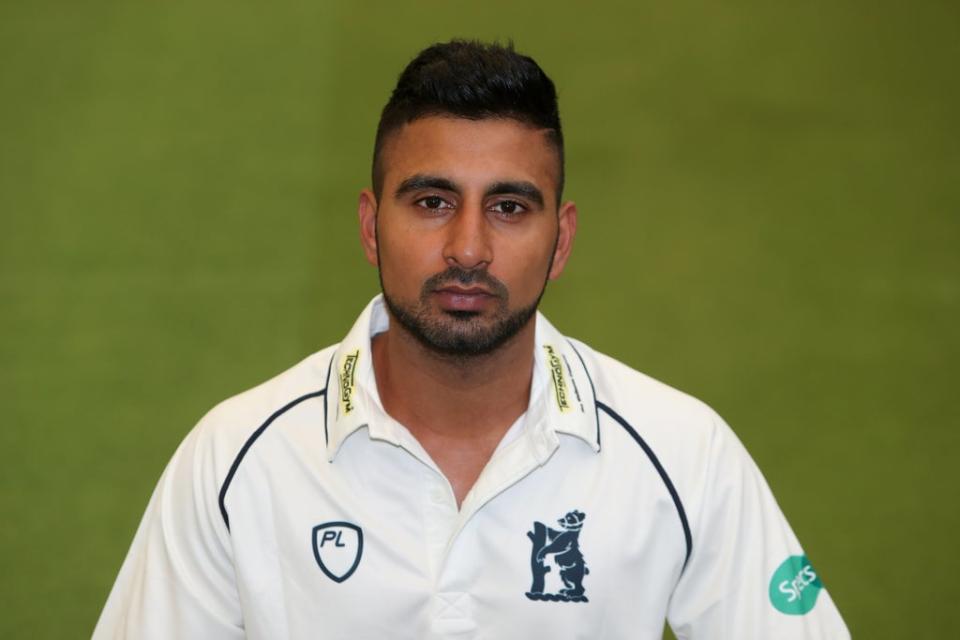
[94,41,850,639]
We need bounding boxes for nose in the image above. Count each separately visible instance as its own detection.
[442,203,493,270]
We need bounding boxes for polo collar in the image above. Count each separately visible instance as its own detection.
[323,295,600,461]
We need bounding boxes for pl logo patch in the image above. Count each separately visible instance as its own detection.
[312,521,363,583]
[525,510,589,602]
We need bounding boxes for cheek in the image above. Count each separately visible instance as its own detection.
[377,225,443,292]
[492,231,556,293]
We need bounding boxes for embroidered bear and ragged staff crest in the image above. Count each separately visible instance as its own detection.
[525,510,589,602]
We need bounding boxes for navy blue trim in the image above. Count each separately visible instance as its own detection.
[597,401,693,569]
[218,389,327,531]
[322,353,335,446]
[566,340,601,450]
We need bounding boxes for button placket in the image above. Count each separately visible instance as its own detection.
[423,472,458,577]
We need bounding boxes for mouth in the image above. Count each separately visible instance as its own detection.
[433,285,496,313]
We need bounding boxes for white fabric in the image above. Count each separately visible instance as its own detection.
[94,295,850,639]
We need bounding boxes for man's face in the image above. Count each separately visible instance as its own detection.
[358,116,577,357]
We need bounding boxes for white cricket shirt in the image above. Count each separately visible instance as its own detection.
[94,295,850,639]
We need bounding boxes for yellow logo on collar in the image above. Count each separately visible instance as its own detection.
[339,350,360,415]
[543,344,571,413]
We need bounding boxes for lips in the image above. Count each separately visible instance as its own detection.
[437,286,491,295]
[433,286,496,312]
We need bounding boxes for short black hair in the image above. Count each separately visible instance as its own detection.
[372,40,564,202]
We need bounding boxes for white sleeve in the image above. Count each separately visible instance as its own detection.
[667,415,850,639]
[92,421,244,640]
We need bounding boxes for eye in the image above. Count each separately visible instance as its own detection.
[489,200,527,217]
[415,195,453,212]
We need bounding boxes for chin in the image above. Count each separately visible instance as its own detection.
[384,291,539,358]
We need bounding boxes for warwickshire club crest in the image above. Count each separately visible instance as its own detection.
[526,510,589,602]
[312,521,363,583]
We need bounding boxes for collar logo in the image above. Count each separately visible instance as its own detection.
[543,345,572,413]
[525,510,589,602]
[339,350,360,415]
[312,521,363,583]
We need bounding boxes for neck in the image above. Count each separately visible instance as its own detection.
[371,315,536,441]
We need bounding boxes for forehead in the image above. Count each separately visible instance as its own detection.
[379,116,560,200]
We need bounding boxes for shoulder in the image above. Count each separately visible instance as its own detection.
[569,337,745,505]
[568,338,759,564]
[186,345,338,478]
[569,337,724,444]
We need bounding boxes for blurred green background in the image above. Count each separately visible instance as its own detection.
[1,1,957,637]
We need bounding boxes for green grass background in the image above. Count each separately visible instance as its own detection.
[2,1,957,637]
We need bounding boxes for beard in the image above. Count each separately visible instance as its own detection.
[380,265,547,358]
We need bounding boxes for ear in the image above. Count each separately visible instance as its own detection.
[548,200,578,280]
[358,188,379,267]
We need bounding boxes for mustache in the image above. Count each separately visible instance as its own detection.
[422,267,509,298]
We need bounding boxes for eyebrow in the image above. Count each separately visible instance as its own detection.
[485,181,544,208]
[394,174,460,198]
